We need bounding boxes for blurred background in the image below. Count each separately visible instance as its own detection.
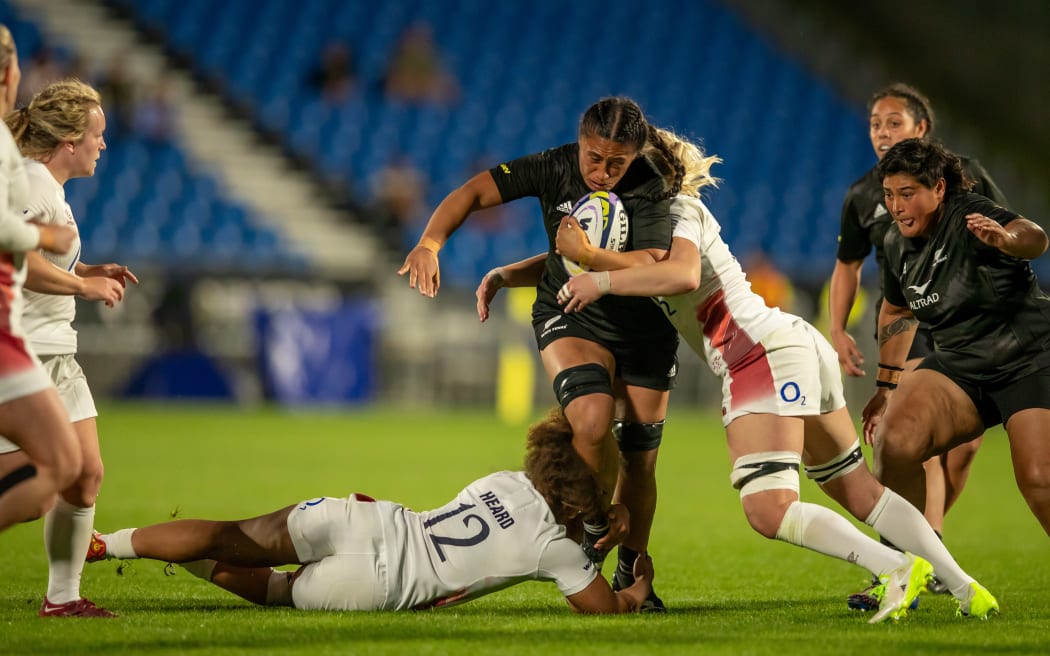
[3,0,1047,416]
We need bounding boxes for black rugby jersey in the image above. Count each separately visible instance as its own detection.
[882,193,1050,384]
[836,157,1006,296]
[489,143,676,344]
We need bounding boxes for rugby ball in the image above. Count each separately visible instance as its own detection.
[561,191,630,275]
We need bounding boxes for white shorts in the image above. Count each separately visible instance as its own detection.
[720,319,846,426]
[287,494,391,611]
[0,353,96,454]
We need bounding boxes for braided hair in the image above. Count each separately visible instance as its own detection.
[869,83,935,137]
[4,78,102,161]
[578,97,684,201]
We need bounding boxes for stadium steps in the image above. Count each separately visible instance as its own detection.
[8,0,382,281]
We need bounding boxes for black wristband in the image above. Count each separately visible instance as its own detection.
[877,363,904,372]
[875,380,898,390]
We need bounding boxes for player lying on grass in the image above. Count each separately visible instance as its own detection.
[86,407,653,613]
[480,129,998,622]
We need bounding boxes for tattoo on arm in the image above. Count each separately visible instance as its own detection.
[878,317,918,346]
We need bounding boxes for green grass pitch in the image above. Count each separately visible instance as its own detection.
[2,403,1046,655]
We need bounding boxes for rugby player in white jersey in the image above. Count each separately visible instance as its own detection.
[484,129,997,621]
[87,408,654,614]
[0,79,135,617]
[0,26,82,538]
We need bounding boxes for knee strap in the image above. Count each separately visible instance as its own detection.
[730,452,800,497]
[0,464,36,497]
[805,442,865,484]
[614,419,665,452]
[552,364,612,409]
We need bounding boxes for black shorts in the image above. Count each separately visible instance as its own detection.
[917,355,1050,428]
[532,309,678,391]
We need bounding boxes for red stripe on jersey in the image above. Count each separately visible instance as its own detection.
[0,330,36,376]
[696,288,773,410]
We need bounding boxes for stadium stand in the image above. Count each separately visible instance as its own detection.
[0,0,310,275]
[104,0,872,288]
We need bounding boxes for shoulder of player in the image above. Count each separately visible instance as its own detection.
[946,191,996,215]
[616,154,666,198]
[846,166,879,196]
[670,194,707,222]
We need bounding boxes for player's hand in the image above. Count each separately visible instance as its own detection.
[80,276,124,307]
[631,551,654,584]
[397,245,441,298]
[861,388,892,445]
[34,223,76,255]
[81,262,139,287]
[557,272,608,312]
[831,330,865,377]
[966,213,1011,250]
[594,503,630,552]
[555,216,594,263]
[475,268,505,322]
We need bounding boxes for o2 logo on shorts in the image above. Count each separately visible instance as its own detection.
[297,497,326,510]
[779,382,806,406]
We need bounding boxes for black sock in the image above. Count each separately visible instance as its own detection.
[616,546,640,582]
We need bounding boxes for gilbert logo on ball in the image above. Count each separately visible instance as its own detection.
[562,191,629,275]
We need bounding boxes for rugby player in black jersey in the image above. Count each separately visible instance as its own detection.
[828,84,1009,611]
[399,97,684,611]
[864,138,1050,552]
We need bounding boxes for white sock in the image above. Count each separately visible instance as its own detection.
[776,501,908,576]
[181,559,217,581]
[43,500,95,604]
[102,528,139,560]
[865,488,975,596]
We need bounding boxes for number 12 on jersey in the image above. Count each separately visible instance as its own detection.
[423,502,491,562]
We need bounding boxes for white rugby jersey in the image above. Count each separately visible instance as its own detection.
[21,159,81,356]
[0,128,41,345]
[381,470,597,610]
[660,195,794,376]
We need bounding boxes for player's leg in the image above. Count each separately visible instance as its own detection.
[96,506,300,566]
[872,368,984,512]
[539,337,618,562]
[727,411,925,620]
[805,406,987,610]
[604,337,674,611]
[175,560,292,607]
[0,387,81,531]
[922,455,947,532]
[1003,408,1050,537]
[902,337,955,533]
[540,337,618,501]
[611,384,668,549]
[941,436,983,517]
[40,416,111,615]
[607,384,668,610]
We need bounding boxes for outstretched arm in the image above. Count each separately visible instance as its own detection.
[967,214,1048,260]
[565,552,654,614]
[558,236,699,312]
[398,171,504,298]
[25,252,125,307]
[476,253,546,322]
